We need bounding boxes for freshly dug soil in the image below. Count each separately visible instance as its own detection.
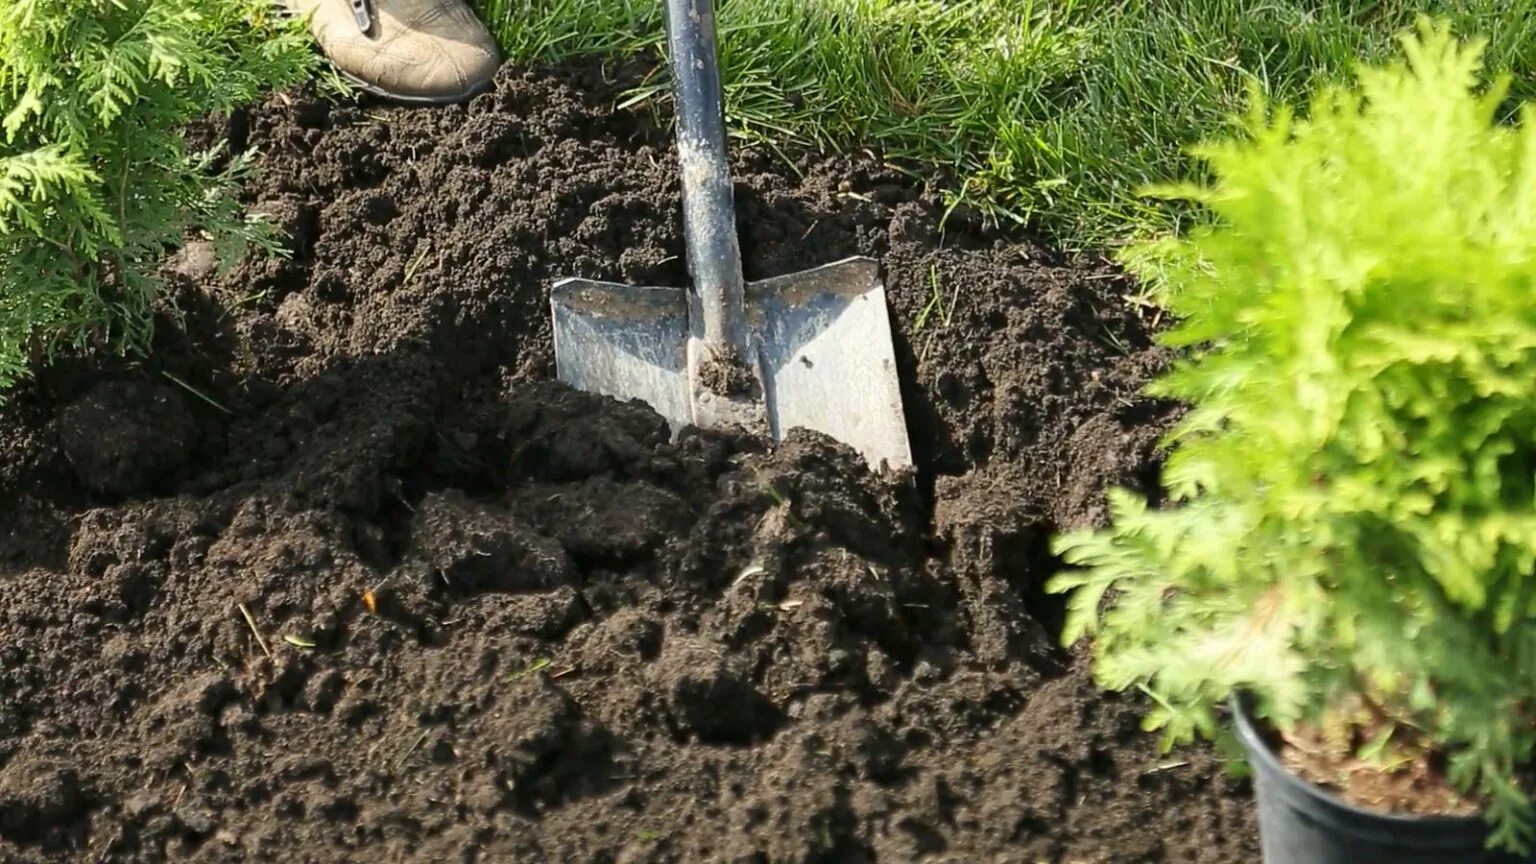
[0,62,1259,862]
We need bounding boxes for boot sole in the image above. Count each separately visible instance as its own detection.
[335,67,496,106]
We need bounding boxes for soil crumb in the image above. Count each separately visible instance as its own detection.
[697,343,757,396]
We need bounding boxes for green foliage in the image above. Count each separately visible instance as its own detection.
[1049,20,1536,851]
[0,0,313,392]
[473,0,1536,248]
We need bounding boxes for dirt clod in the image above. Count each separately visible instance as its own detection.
[58,381,197,496]
[410,491,576,594]
[698,343,758,396]
[0,759,84,843]
[656,639,784,745]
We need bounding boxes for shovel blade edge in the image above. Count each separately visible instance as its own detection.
[551,277,691,432]
[749,257,913,472]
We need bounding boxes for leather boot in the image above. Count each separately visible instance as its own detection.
[284,0,500,104]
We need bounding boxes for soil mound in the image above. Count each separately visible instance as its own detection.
[0,63,1254,862]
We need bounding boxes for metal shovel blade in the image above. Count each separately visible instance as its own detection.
[550,278,691,429]
[551,256,912,472]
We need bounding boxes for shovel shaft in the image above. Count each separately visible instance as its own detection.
[665,0,746,351]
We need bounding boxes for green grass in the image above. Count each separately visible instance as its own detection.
[471,0,1536,248]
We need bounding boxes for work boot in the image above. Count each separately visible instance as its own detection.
[284,0,500,104]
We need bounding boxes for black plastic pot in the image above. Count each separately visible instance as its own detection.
[1232,696,1535,863]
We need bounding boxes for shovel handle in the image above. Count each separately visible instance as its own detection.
[665,0,746,351]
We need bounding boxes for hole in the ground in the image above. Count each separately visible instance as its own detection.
[1023,566,1071,652]
[992,523,1073,659]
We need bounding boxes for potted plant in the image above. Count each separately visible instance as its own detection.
[1048,19,1536,863]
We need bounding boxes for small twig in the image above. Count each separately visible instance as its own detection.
[393,729,432,772]
[163,371,233,415]
[403,243,432,284]
[237,603,272,660]
[505,657,551,683]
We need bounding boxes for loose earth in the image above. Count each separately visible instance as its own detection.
[0,62,1259,862]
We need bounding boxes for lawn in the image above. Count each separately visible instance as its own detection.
[475,0,1536,247]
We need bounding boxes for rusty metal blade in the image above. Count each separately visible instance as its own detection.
[550,278,691,431]
[748,256,913,472]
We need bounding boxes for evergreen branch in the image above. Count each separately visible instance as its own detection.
[0,0,315,395]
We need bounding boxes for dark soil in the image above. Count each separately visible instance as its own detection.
[0,62,1259,862]
[697,346,757,398]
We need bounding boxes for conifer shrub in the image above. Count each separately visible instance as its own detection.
[1050,19,1536,852]
[0,0,313,392]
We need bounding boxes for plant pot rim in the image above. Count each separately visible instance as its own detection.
[1229,691,1494,837]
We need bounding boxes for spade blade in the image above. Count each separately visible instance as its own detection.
[749,256,912,472]
[550,277,691,431]
[550,256,912,473]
